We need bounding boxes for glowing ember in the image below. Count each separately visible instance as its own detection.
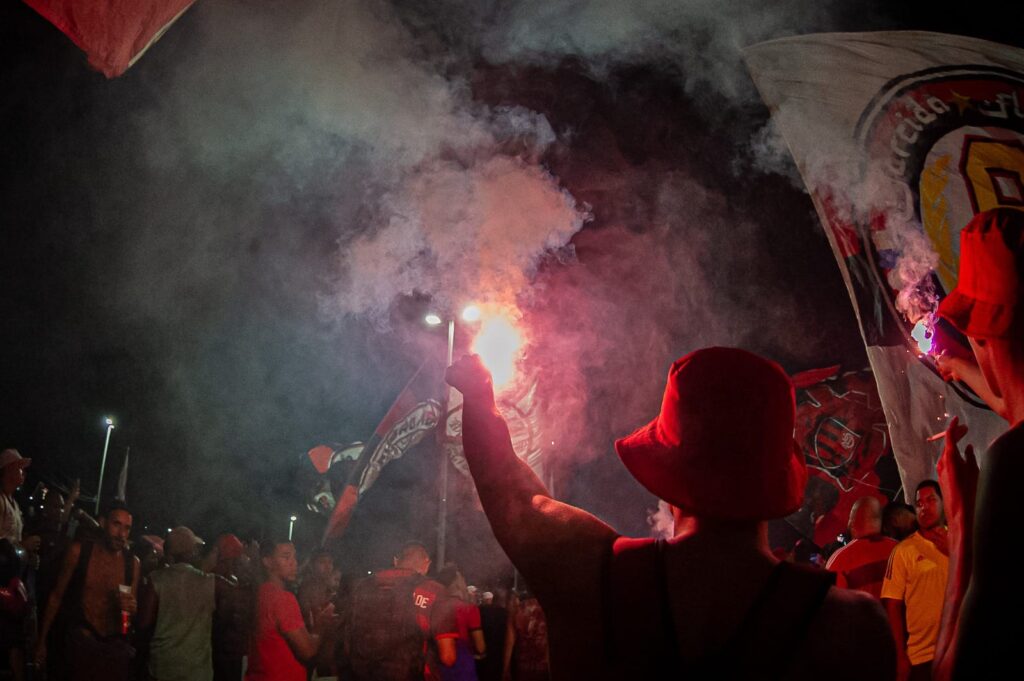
[911,319,934,354]
[472,315,522,389]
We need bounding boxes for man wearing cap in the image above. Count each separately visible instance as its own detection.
[138,526,216,681]
[445,348,893,680]
[212,534,253,681]
[0,449,41,556]
[929,207,1024,680]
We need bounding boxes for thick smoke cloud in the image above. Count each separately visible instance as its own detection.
[126,0,851,533]
[6,0,875,551]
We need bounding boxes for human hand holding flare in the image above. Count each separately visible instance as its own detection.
[446,354,496,404]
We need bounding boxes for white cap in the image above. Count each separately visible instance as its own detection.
[0,449,31,469]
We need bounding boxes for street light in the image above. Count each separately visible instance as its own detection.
[461,305,481,322]
[95,417,116,515]
[424,304,478,569]
[289,515,297,541]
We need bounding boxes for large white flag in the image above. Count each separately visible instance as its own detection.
[745,32,1022,497]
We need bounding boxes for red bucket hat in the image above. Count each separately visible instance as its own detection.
[937,207,1024,339]
[614,347,807,521]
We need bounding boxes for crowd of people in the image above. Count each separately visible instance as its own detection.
[3,205,1022,680]
[0,455,550,681]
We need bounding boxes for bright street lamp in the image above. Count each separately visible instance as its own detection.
[95,417,116,515]
[461,305,481,322]
[289,515,298,541]
[423,305,476,570]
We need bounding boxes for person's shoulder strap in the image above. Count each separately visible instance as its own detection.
[123,548,134,587]
[722,561,835,680]
[70,540,93,595]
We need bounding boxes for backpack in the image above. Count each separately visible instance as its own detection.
[606,538,834,679]
[348,571,428,681]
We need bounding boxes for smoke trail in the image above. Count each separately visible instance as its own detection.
[647,500,675,539]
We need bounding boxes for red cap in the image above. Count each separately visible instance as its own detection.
[216,534,245,561]
[615,347,807,521]
[937,208,1024,339]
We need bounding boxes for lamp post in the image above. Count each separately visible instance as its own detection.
[426,305,478,568]
[289,515,297,541]
[95,417,115,515]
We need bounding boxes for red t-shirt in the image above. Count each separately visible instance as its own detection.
[454,601,481,643]
[826,535,898,598]
[245,581,307,681]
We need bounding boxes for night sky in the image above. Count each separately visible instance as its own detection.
[2,1,1021,581]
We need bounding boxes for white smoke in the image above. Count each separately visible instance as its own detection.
[647,499,675,539]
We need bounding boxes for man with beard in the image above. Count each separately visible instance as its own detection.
[34,500,140,681]
[881,481,948,681]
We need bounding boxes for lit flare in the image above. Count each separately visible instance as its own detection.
[471,314,523,390]
[911,319,934,355]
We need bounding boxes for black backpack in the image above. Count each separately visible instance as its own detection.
[348,571,428,681]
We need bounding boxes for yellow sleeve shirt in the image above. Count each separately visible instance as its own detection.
[880,531,949,665]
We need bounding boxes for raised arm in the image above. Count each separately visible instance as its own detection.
[933,418,978,680]
[447,355,618,602]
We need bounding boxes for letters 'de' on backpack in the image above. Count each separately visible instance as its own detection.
[349,571,427,681]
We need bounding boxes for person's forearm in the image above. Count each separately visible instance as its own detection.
[953,360,1005,414]
[461,399,552,554]
[934,507,974,679]
[883,599,910,676]
[38,593,60,642]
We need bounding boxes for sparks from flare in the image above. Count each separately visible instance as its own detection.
[471,313,523,390]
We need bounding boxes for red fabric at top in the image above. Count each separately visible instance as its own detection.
[246,581,307,681]
[24,0,197,78]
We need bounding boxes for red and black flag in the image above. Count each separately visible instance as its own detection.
[320,361,443,545]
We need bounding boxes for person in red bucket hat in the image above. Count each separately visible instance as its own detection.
[446,348,893,680]
[930,207,1024,681]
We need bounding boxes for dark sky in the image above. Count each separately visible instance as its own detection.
[2,1,1021,579]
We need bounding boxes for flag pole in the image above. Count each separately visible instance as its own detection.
[437,319,455,569]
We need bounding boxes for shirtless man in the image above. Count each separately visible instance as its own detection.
[446,347,894,680]
[35,500,140,681]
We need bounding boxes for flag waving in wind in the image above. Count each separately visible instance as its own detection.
[115,447,129,501]
[321,361,443,545]
[745,32,1018,495]
[24,0,197,78]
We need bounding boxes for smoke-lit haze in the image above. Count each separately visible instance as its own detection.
[11,1,1015,570]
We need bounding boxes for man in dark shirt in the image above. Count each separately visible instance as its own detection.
[932,207,1024,680]
[211,534,253,681]
[348,542,457,681]
[446,347,894,680]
